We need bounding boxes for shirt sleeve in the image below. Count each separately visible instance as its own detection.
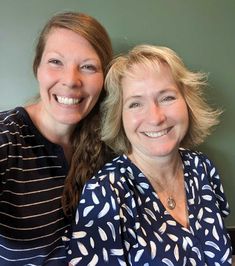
[201,153,230,218]
[63,171,128,266]
[0,128,8,186]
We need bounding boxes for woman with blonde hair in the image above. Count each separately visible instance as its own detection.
[66,45,232,265]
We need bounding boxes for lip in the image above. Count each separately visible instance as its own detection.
[143,127,172,138]
[54,95,84,105]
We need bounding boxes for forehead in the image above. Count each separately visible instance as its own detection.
[46,28,82,45]
[122,61,174,85]
[44,27,98,56]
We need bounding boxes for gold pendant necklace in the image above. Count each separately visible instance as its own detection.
[167,196,176,210]
[130,154,182,211]
[146,159,181,211]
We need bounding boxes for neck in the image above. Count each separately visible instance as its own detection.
[129,152,183,211]
[129,152,181,187]
[25,103,74,163]
[129,152,188,226]
[148,159,181,191]
[147,160,183,212]
[26,103,75,142]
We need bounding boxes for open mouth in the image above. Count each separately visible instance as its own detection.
[144,128,171,138]
[55,95,83,105]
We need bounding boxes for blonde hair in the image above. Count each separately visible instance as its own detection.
[102,44,222,154]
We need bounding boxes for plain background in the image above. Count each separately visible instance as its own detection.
[0,0,234,227]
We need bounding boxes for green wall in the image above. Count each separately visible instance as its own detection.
[0,0,234,226]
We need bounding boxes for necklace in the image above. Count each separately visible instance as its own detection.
[167,196,176,210]
[144,159,181,211]
[165,161,181,210]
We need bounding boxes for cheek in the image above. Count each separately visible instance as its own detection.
[122,111,140,134]
[37,68,47,98]
[37,66,53,89]
[178,103,189,133]
[90,74,104,96]
[37,67,43,86]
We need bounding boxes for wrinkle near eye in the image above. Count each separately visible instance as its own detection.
[129,102,141,109]
[161,95,176,102]
[48,59,62,65]
[80,64,97,73]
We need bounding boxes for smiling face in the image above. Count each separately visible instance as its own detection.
[122,63,189,161]
[37,27,103,127]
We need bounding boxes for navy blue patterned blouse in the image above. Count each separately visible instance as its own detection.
[64,148,232,265]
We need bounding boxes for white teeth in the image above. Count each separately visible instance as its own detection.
[144,129,168,138]
[56,96,81,105]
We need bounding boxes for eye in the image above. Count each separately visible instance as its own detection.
[163,95,176,101]
[80,64,98,73]
[129,102,141,109]
[160,95,176,104]
[48,59,62,65]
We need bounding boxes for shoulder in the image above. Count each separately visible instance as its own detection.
[179,149,230,217]
[180,147,220,184]
[82,155,132,195]
[100,154,131,175]
[180,147,221,188]
[0,107,25,121]
[0,107,38,158]
[0,108,21,140]
[0,107,33,145]
[0,107,29,133]
[88,155,129,181]
[179,147,214,168]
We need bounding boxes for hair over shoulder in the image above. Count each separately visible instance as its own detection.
[32,11,114,216]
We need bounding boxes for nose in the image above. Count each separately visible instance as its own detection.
[62,66,82,88]
[147,103,166,125]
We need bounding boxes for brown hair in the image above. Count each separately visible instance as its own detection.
[33,11,113,217]
[33,11,112,76]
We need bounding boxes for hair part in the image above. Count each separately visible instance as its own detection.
[102,44,222,154]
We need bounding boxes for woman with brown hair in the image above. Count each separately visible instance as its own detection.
[0,11,113,265]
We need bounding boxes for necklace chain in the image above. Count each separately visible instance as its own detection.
[146,159,181,211]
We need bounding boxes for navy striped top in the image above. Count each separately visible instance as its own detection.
[0,107,70,265]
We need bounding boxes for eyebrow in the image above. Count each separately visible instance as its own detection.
[123,95,142,105]
[81,58,101,65]
[124,88,177,102]
[44,51,101,63]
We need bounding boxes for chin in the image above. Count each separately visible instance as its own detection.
[56,116,83,126]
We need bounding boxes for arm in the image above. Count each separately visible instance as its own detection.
[201,153,230,217]
[0,130,8,187]
[64,171,127,266]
